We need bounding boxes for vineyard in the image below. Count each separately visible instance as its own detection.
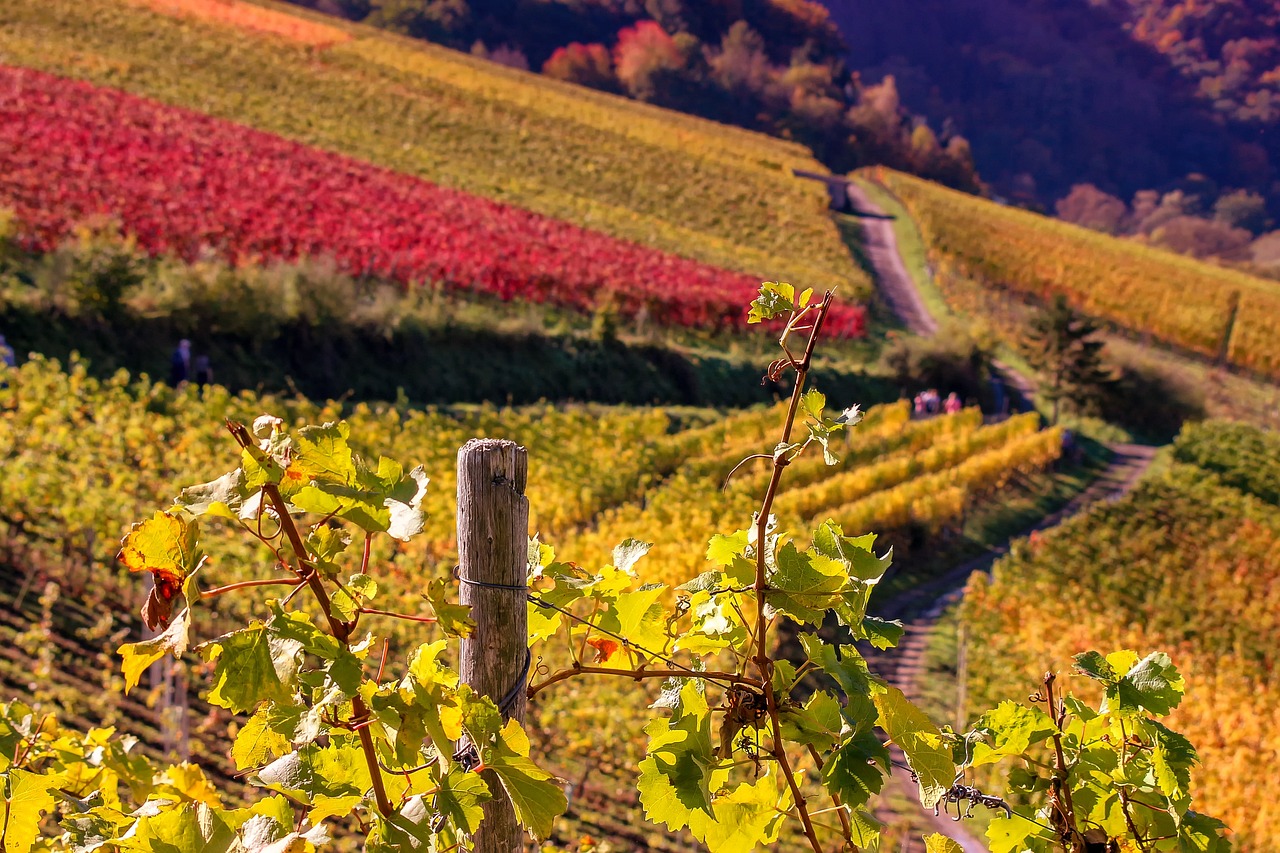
[960,421,1280,851]
[0,0,868,303]
[870,168,1280,379]
[0,354,1071,848]
[0,66,875,336]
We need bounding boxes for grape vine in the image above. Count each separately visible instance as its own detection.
[0,283,1230,852]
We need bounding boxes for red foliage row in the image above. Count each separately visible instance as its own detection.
[0,66,865,337]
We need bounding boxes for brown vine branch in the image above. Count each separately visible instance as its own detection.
[752,293,834,853]
[227,420,395,819]
[1042,672,1084,853]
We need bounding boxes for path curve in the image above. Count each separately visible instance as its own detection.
[843,180,1160,850]
[867,444,1156,851]
[846,182,1038,412]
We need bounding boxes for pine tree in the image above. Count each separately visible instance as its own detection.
[1024,295,1117,424]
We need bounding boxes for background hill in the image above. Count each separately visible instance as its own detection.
[822,0,1279,216]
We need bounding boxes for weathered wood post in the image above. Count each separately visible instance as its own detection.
[457,438,530,853]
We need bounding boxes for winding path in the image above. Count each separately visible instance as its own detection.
[844,182,1159,851]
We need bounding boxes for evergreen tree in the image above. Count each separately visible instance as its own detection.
[1024,295,1117,424]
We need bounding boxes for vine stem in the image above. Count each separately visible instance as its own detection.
[526,665,761,698]
[1043,672,1083,853]
[808,744,858,850]
[228,421,395,818]
[200,577,302,598]
[752,293,833,853]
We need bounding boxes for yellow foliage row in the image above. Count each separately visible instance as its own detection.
[872,168,1280,378]
[821,426,1062,535]
[961,473,1280,852]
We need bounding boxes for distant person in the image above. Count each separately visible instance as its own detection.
[924,388,941,415]
[170,339,191,386]
[193,354,213,389]
[0,333,14,389]
[913,393,926,417]
[944,392,962,414]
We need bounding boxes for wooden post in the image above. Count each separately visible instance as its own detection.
[457,438,530,853]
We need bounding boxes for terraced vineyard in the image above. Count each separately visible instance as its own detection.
[871,168,1280,379]
[0,357,1066,848]
[0,0,867,303]
[960,422,1280,851]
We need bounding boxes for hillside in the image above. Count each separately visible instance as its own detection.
[961,422,1280,851]
[0,0,865,303]
[0,358,1072,850]
[823,0,1278,211]
[869,168,1280,381]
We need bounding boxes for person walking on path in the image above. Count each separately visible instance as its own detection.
[0,334,14,370]
[170,339,191,387]
[944,391,962,414]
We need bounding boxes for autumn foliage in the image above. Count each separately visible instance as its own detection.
[0,66,865,336]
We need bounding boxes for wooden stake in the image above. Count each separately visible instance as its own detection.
[457,438,530,853]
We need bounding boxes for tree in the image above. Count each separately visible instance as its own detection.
[542,42,618,91]
[1055,184,1128,235]
[1213,188,1271,235]
[1024,295,1117,424]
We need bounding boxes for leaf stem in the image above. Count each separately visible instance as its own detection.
[200,577,302,599]
[808,743,857,850]
[526,664,761,698]
[358,607,438,624]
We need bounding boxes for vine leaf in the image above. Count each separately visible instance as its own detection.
[1074,650,1185,716]
[199,623,304,714]
[873,686,955,809]
[985,807,1055,853]
[1145,718,1197,801]
[765,541,845,626]
[689,770,788,853]
[970,700,1056,767]
[612,538,652,576]
[330,573,377,622]
[637,682,716,830]
[433,766,490,836]
[174,469,250,521]
[129,801,237,853]
[118,608,191,695]
[1,767,59,853]
[457,689,567,840]
[256,743,370,823]
[118,510,203,630]
[823,730,891,809]
[424,578,474,638]
[924,833,965,853]
[747,281,803,323]
[231,704,297,771]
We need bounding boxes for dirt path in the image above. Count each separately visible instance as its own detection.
[844,182,1162,850]
[866,447,1157,852]
[847,184,939,337]
[847,183,1039,413]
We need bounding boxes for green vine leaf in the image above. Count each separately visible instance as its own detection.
[924,833,966,853]
[637,681,716,830]
[199,623,304,714]
[689,770,789,853]
[970,700,1056,767]
[873,685,955,809]
[256,743,371,823]
[822,730,891,810]
[424,578,474,638]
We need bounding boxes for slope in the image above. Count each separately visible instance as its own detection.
[0,0,866,300]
